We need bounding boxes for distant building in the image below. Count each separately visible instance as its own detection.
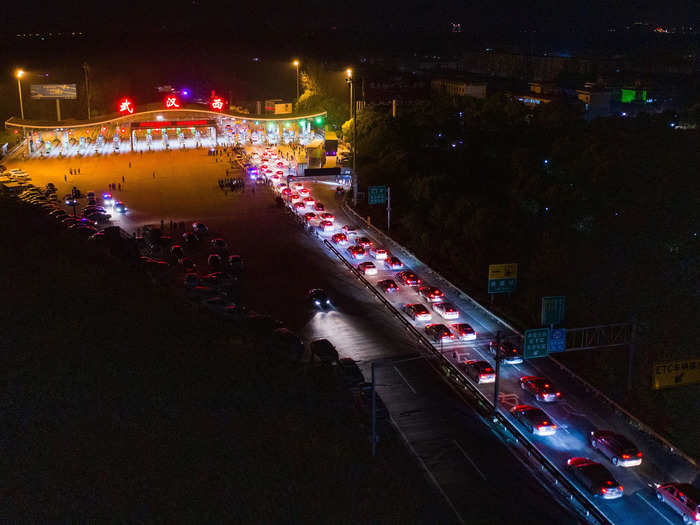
[576,85,612,118]
[264,99,293,114]
[431,78,487,99]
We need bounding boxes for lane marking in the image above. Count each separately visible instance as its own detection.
[393,365,417,394]
[636,493,675,525]
[452,439,488,481]
[392,418,467,525]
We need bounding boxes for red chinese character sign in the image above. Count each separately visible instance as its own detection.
[164,95,181,109]
[118,98,134,114]
[210,96,225,111]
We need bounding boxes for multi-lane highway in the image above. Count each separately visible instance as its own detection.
[246,145,698,525]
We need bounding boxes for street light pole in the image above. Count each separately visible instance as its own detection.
[16,70,25,120]
[292,60,300,101]
[83,62,91,120]
[492,331,502,416]
[346,68,358,207]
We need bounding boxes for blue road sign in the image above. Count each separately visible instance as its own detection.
[549,328,566,352]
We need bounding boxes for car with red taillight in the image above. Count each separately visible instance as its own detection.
[464,360,496,384]
[356,236,373,249]
[397,271,422,287]
[566,457,623,500]
[402,303,432,321]
[384,256,404,270]
[377,279,399,293]
[519,376,561,403]
[510,405,557,436]
[347,245,366,259]
[590,430,643,467]
[451,323,477,341]
[418,286,445,303]
[655,483,700,524]
[358,261,378,276]
[369,246,388,260]
[332,233,348,245]
[489,340,524,364]
[424,323,454,343]
[432,301,459,319]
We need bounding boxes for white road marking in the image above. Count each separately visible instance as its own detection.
[636,493,675,525]
[393,365,417,394]
[453,439,488,481]
[392,419,467,525]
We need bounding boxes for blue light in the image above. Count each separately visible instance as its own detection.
[182,89,190,96]
[669,122,676,128]
[544,159,549,165]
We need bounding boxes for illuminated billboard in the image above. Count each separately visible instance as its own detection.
[30,84,77,100]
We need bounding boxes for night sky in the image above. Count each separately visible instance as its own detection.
[2,0,697,35]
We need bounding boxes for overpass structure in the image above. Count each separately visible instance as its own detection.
[4,105,327,158]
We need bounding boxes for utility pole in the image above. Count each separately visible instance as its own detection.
[82,62,91,120]
[371,362,377,457]
[492,331,502,415]
[387,186,391,231]
[627,321,637,391]
[346,69,358,207]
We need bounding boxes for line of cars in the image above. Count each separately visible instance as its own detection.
[250,150,698,520]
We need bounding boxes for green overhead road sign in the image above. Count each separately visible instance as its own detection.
[488,278,517,294]
[368,185,387,205]
[523,328,550,359]
[542,296,566,326]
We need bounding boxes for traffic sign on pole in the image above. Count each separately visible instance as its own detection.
[523,328,549,359]
[548,328,566,352]
[368,185,387,204]
[488,263,517,294]
[542,296,566,326]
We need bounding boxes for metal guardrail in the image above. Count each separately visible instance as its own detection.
[322,238,611,525]
[341,201,698,469]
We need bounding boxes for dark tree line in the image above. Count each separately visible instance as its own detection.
[351,95,700,454]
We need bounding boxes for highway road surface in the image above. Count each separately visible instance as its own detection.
[245,145,698,525]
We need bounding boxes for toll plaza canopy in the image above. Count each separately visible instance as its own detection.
[4,104,328,158]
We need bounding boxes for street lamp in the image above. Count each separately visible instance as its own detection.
[345,68,358,206]
[292,60,300,101]
[15,69,25,120]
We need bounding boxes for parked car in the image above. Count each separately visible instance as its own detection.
[309,339,339,363]
[207,253,224,271]
[227,255,243,273]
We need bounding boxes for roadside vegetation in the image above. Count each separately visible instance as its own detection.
[347,95,700,457]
